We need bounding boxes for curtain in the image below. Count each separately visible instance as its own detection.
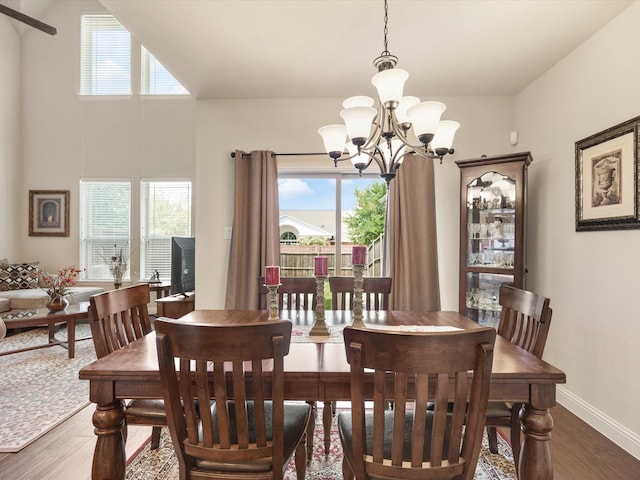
[224,150,280,309]
[386,153,441,311]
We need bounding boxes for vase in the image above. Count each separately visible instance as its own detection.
[47,296,69,312]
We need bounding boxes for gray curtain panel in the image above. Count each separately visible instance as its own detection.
[386,153,441,311]
[224,150,280,309]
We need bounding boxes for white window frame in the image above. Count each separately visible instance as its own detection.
[80,180,132,281]
[80,14,131,96]
[141,46,189,95]
[140,180,193,281]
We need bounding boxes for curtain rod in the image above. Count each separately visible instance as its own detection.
[230,152,326,158]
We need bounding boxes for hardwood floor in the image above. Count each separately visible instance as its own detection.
[0,403,638,479]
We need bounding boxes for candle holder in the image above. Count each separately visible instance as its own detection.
[352,264,365,327]
[266,284,280,320]
[309,276,329,336]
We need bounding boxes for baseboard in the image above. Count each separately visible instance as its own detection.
[557,386,640,460]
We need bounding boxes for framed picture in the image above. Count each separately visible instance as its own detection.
[28,190,70,237]
[575,116,640,231]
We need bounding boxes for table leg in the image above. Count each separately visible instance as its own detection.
[91,399,127,480]
[518,385,555,480]
[67,318,76,358]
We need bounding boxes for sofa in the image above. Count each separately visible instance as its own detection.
[0,260,104,312]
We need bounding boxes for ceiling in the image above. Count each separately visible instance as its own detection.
[3,1,634,100]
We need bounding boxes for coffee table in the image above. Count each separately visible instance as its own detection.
[0,301,90,359]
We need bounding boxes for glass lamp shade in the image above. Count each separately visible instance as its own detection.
[340,106,377,146]
[395,96,420,125]
[379,139,405,170]
[371,68,409,106]
[343,96,375,108]
[407,101,446,142]
[347,142,368,168]
[318,124,347,156]
[431,120,460,150]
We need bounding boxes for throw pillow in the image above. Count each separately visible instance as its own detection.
[0,262,40,291]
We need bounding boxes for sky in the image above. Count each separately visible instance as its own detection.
[278,177,382,211]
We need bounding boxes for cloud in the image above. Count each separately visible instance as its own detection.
[278,178,314,198]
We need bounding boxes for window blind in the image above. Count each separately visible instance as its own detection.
[80,181,131,280]
[80,15,131,95]
[140,181,192,280]
[141,46,189,95]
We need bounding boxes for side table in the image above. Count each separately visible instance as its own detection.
[156,292,195,319]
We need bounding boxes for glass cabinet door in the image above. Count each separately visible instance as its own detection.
[456,153,532,326]
[466,171,516,270]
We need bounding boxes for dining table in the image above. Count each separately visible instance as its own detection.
[78,309,566,480]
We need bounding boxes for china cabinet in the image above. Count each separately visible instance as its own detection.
[456,152,532,326]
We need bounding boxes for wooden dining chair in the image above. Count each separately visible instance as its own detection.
[339,325,496,480]
[88,283,166,449]
[155,317,312,480]
[329,276,392,311]
[258,275,319,462]
[325,275,393,457]
[485,285,553,467]
[258,276,317,310]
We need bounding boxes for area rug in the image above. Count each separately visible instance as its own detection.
[0,324,96,452]
[126,408,517,480]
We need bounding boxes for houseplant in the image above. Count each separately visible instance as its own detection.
[40,265,83,312]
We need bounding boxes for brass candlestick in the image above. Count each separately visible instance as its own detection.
[266,284,280,320]
[309,276,329,336]
[352,264,365,327]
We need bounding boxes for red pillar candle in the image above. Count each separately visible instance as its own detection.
[351,245,367,265]
[314,256,328,276]
[265,266,280,285]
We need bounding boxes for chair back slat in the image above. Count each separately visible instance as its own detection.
[156,318,295,476]
[498,285,552,358]
[258,276,317,310]
[329,276,392,311]
[343,326,495,480]
[88,284,152,358]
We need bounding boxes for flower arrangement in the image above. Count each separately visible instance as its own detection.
[40,266,83,301]
[107,245,128,287]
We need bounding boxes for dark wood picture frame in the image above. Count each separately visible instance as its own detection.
[575,116,640,231]
[29,190,70,237]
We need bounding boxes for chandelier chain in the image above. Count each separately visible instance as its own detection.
[382,0,389,55]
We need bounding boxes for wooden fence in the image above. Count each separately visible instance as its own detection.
[280,233,384,277]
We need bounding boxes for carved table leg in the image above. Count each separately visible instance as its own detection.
[323,400,333,456]
[519,389,555,480]
[91,400,126,480]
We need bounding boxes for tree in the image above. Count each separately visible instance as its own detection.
[344,182,387,245]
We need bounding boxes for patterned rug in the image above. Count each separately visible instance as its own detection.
[0,324,96,452]
[126,408,517,479]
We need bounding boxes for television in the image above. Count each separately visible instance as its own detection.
[170,236,195,295]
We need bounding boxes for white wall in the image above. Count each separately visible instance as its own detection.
[0,15,21,259]
[516,1,640,457]
[19,1,195,278]
[195,96,515,309]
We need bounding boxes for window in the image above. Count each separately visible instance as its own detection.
[278,173,385,277]
[280,232,298,244]
[81,15,188,96]
[81,15,131,95]
[80,181,131,280]
[140,181,192,280]
[141,46,189,95]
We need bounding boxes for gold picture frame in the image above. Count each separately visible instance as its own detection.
[575,116,640,231]
[29,190,70,237]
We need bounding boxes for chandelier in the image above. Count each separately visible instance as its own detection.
[318,0,460,186]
